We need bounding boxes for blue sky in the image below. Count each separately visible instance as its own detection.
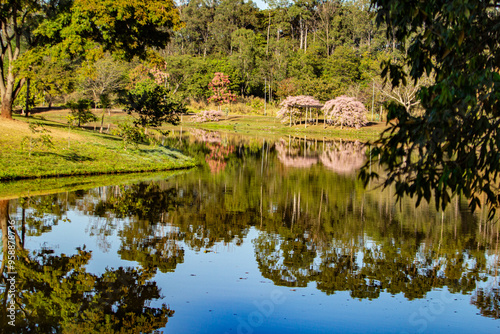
[254,0,268,9]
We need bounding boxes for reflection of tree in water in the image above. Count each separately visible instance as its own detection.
[0,199,174,333]
[253,232,318,287]
[275,137,366,173]
[320,140,366,175]
[315,246,378,299]
[254,230,497,302]
[204,142,235,173]
[471,287,500,319]
[118,221,185,273]
[93,183,187,273]
[250,178,500,304]
[16,195,72,238]
[189,129,235,173]
[275,139,318,168]
[189,128,222,143]
[3,249,174,333]
[88,180,250,267]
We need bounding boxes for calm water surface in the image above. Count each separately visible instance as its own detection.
[1,129,499,333]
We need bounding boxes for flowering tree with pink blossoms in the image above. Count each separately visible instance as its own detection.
[208,72,236,111]
[149,62,170,87]
[277,95,322,127]
[322,96,368,129]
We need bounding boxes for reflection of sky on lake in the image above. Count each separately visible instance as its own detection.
[4,130,500,333]
[14,205,499,334]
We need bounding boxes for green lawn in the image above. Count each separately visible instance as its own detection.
[178,114,387,142]
[0,116,197,181]
[34,108,387,142]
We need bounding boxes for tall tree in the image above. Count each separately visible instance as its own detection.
[211,0,258,55]
[0,0,42,119]
[178,0,217,56]
[0,0,180,120]
[230,28,264,95]
[361,0,500,217]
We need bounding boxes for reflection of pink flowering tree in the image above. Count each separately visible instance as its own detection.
[208,72,236,111]
[322,96,367,129]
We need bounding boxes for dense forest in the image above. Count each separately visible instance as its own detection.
[8,0,404,114]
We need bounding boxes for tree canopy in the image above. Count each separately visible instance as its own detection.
[0,0,180,119]
[360,0,500,218]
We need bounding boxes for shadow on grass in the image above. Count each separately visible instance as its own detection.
[13,115,124,142]
[34,151,95,162]
[137,146,187,156]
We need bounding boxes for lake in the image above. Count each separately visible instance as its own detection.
[1,129,499,333]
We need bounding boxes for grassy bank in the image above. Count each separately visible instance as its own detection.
[0,117,197,181]
[32,108,386,142]
[180,115,387,142]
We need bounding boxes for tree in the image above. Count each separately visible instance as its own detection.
[66,99,97,127]
[0,0,180,120]
[80,54,127,108]
[230,28,264,95]
[210,0,258,55]
[126,83,185,132]
[207,72,237,111]
[322,95,368,129]
[361,0,500,217]
[69,0,180,60]
[276,77,301,99]
[276,95,321,126]
[0,0,43,119]
[21,121,55,157]
[177,0,216,56]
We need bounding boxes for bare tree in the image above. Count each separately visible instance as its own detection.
[379,74,433,115]
[80,55,127,109]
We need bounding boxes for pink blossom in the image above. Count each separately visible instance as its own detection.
[322,96,367,129]
[191,110,225,123]
[208,72,236,106]
[276,95,322,125]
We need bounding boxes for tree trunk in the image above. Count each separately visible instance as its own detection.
[25,78,30,117]
[1,95,13,120]
[266,12,271,56]
[299,17,303,50]
[326,25,329,56]
[304,26,308,53]
[100,110,105,133]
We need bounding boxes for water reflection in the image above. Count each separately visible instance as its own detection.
[275,136,366,173]
[1,129,500,332]
[0,199,174,333]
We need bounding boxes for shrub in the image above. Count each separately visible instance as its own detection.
[191,110,224,123]
[66,99,97,127]
[126,84,185,131]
